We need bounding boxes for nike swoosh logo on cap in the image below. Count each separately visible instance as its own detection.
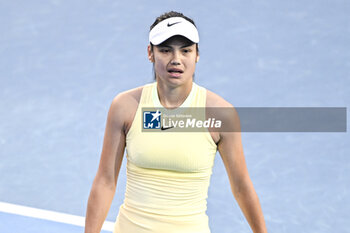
[167,22,181,27]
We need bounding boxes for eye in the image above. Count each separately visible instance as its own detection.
[182,49,191,53]
[160,48,170,53]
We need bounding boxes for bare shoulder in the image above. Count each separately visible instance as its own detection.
[112,85,143,107]
[206,88,234,108]
[205,88,240,136]
[109,85,144,133]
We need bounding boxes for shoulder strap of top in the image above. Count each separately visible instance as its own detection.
[190,83,207,108]
[139,82,154,107]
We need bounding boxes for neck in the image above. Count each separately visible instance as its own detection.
[156,78,193,109]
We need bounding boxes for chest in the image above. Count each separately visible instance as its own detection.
[126,131,217,172]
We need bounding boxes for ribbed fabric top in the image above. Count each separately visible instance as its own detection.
[121,81,217,219]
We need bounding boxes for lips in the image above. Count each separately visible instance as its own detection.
[167,68,184,73]
[167,68,183,78]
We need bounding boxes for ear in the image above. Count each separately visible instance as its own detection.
[195,44,200,63]
[147,44,154,63]
[196,54,200,63]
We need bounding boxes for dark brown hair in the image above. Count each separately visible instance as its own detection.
[150,11,197,31]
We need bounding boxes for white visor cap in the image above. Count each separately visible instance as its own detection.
[149,17,199,45]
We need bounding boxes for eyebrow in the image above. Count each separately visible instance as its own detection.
[156,43,194,49]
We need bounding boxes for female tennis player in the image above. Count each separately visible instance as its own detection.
[85,11,267,233]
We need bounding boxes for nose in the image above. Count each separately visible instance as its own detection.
[170,50,181,65]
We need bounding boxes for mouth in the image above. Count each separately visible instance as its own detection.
[168,68,184,73]
[167,68,184,77]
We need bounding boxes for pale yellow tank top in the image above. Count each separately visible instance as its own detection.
[113,81,218,233]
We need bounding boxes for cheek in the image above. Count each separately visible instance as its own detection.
[185,59,197,72]
[154,59,167,73]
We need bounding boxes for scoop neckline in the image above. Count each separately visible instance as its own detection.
[152,81,196,110]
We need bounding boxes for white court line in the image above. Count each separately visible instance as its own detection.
[0,201,114,232]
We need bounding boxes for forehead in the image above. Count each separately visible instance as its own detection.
[157,35,195,48]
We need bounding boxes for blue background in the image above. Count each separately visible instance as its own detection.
[0,0,349,232]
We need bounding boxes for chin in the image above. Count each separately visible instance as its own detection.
[157,73,192,85]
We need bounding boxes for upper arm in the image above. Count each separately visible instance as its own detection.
[95,92,131,188]
[217,108,250,194]
[207,91,250,195]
